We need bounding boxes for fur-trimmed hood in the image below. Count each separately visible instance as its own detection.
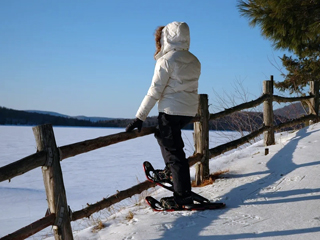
[154,22,190,60]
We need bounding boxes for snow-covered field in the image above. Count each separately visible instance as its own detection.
[0,125,241,239]
[1,123,320,239]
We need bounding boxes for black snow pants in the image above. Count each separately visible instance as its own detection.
[155,112,193,195]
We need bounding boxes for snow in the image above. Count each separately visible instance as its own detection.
[1,123,320,239]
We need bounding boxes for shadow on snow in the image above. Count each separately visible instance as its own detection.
[159,127,320,239]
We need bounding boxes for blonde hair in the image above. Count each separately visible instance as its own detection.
[154,26,165,59]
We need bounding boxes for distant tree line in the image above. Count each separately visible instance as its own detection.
[0,106,304,132]
[0,107,187,129]
[0,107,97,127]
[0,107,161,129]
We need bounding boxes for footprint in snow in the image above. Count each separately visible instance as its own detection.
[123,232,136,240]
[157,220,196,231]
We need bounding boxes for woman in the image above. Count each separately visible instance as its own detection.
[126,21,201,209]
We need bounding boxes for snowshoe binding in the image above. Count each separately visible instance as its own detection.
[160,194,194,210]
[152,167,172,184]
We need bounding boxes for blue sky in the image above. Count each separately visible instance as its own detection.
[0,0,289,118]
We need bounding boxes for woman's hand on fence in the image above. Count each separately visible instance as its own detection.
[126,118,143,132]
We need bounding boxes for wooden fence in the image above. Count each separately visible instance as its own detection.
[0,76,318,240]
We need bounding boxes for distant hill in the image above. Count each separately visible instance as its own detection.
[26,110,114,122]
[0,106,149,129]
[1,107,103,127]
[73,116,114,122]
[274,102,307,119]
[25,110,71,118]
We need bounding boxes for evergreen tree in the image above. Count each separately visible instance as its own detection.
[277,54,320,94]
[238,0,320,93]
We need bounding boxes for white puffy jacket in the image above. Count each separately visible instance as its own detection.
[136,21,201,121]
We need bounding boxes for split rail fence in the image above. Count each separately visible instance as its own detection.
[0,76,318,240]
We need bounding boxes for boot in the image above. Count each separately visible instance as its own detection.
[174,191,193,205]
[160,192,193,210]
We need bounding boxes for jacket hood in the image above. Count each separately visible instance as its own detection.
[155,21,190,60]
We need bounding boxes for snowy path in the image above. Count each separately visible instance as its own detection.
[66,124,320,240]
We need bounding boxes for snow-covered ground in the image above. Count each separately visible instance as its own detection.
[1,123,320,239]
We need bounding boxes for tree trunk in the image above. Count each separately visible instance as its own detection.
[309,81,319,124]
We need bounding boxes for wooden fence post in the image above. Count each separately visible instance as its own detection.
[33,124,73,240]
[194,94,210,185]
[263,76,275,146]
[309,81,319,123]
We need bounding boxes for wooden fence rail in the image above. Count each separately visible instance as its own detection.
[208,114,317,159]
[0,77,319,240]
[209,94,314,121]
[0,151,46,182]
[1,214,56,240]
[59,127,157,160]
[0,128,156,183]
